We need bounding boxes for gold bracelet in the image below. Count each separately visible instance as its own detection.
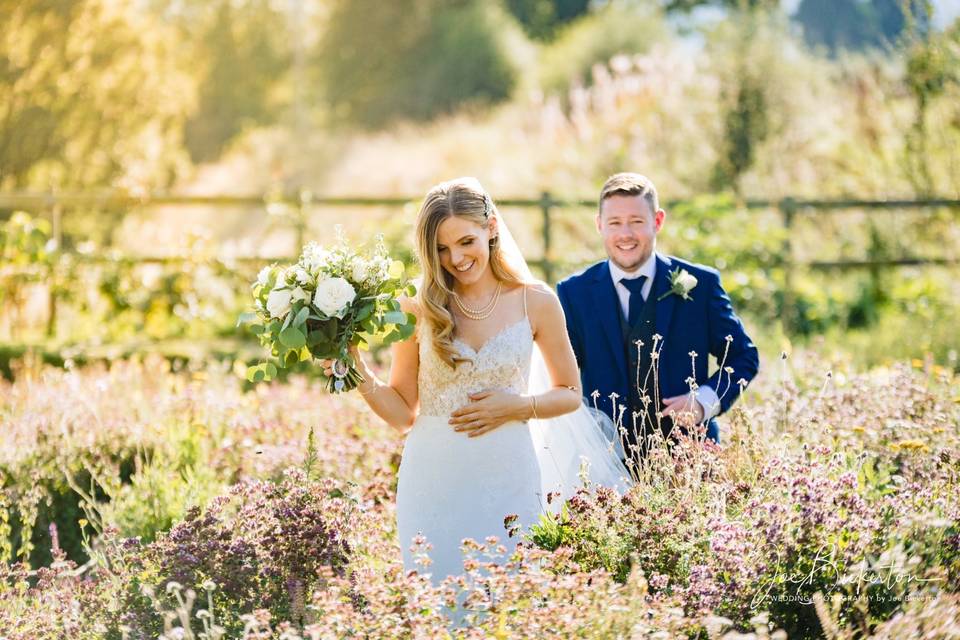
[530,395,538,420]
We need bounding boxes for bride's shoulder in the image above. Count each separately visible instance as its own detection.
[522,281,562,328]
[523,280,556,301]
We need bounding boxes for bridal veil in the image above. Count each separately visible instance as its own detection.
[494,210,632,505]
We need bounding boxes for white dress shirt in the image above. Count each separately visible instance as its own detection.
[607,255,721,421]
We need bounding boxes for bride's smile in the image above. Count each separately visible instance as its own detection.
[435,213,499,292]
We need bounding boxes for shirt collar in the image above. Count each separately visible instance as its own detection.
[609,252,656,284]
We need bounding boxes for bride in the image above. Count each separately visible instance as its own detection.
[324,177,628,583]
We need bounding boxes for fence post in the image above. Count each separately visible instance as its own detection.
[779,197,796,335]
[46,196,63,339]
[540,191,554,285]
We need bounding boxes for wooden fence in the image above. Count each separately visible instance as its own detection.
[2,191,959,337]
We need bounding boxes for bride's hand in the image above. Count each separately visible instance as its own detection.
[319,345,370,380]
[449,389,528,438]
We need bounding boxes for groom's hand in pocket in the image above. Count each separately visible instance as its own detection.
[662,393,705,427]
[449,389,524,438]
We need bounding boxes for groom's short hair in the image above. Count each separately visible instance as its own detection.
[599,173,659,214]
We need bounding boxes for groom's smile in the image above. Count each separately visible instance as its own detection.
[596,194,665,272]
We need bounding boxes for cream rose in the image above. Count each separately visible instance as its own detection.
[266,287,293,319]
[678,271,698,292]
[350,258,370,285]
[313,276,356,318]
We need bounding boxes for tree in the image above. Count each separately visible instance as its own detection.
[156,0,292,163]
[794,0,920,54]
[660,0,780,12]
[901,2,958,194]
[504,0,591,40]
[315,0,518,129]
[0,0,195,190]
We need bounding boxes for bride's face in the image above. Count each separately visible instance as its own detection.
[436,214,497,286]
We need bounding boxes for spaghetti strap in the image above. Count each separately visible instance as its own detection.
[522,284,528,319]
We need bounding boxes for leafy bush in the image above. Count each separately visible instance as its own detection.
[116,471,364,637]
[529,360,960,638]
[315,0,520,128]
[537,3,667,94]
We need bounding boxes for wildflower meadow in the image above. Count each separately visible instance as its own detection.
[1,350,957,638]
[3,0,960,638]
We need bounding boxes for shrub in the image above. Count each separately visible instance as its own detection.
[315,0,520,128]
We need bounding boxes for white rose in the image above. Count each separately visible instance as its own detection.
[678,271,698,291]
[351,258,370,284]
[313,277,356,318]
[266,288,293,319]
[256,266,271,286]
[294,266,312,286]
[301,243,330,273]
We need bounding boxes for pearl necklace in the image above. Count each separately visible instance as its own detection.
[453,281,502,320]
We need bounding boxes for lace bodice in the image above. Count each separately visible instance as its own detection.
[417,317,533,417]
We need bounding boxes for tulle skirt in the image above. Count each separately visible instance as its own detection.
[396,414,544,583]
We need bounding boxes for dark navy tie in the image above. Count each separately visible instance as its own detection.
[620,276,648,326]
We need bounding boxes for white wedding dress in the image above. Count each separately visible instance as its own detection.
[395,214,630,584]
[396,307,544,582]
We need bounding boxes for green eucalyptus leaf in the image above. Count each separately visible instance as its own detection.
[279,326,306,349]
[294,306,310,328]
[236,311,257,327]
[397,322,416,340]
[285,350,300,366]
[384,310,406,325]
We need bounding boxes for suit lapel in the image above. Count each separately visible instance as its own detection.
[591,262,628,383]
[653,254,676,345]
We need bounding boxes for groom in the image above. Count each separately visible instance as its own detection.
[557,173,759,461]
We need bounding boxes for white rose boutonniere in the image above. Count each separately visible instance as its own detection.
[658,268,698,301]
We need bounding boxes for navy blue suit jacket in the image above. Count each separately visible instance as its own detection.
[556,253,759,443]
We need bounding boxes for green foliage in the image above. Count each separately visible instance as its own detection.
[660,0,781,13]
[795,0,912,54]
[315,0,519,128]
[902,7,960,194]
[707,11,775,193]
[171,0,292,163]
[538,3,667,94]
[0,212,54,340]
[0,0,194,190]
[504,0,590,40]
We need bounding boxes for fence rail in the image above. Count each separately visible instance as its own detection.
[2,191,959,338]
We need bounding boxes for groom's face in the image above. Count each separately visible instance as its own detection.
[596,195,664,272]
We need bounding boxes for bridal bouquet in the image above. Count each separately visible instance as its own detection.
[239,234,416,392]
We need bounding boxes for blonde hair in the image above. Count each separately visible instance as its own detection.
[414,177,525,368]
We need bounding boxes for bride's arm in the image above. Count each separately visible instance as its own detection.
[526,283,583,418]
[448,284,581,437]
[351,297,420,432]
